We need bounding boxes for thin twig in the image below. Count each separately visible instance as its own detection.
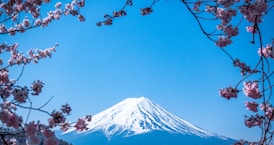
[16,65,25,81]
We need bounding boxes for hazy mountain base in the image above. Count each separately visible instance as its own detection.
[0,132,71,145]
[59,130,236,145]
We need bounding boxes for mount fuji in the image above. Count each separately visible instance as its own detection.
[59,97,236,145]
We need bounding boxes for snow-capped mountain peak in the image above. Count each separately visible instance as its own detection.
[66,97,224,139]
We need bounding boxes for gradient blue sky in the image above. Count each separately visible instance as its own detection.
[3,0,274,142]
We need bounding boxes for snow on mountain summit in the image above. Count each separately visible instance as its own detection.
[66,97,225,139]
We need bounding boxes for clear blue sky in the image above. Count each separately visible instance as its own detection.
[3,0,274,142]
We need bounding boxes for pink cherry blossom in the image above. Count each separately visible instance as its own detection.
[0,109,11,124]
[224,25,238,38]
[0,68,9,84]
[246,26,257,33]
[22,18,31,27]
[216,36,232,47]
[0,100,16,111]
[0,86,11,98]
[61,103,72,115]
[102,18,113,25]
[55,2,62,9]
[25,122,38,136]
[16,23,25,33]
[140,7,153,16]
[193,1,201,12]
[78,0,85,7]
[31,80,44,95]
[113,10,127,17]
[233,58,259,76]
[243,81,261,99]
[12,87,29,103]
[219,86,238,100]
[215,8,236,26]
[53,10,62,20]
[60,122,71,131]
[234,140,247,145]
[217,0,234,7]
[8,113,23,129]
[35,19,42,26]
[42,128,55,138]
[48,110,66,127]
[0,108,22,129]
[244,115,264,128]
[205,5,216,13]
[8,138,19,145]
[8,27,16,35]
[239,0,267,23]
[26,135,41,145]
[258,44,273,58]
[41,128,59,145]
[78,14,85,21]
[43,137,59,145]
[260,103,274,120]
[74,118,89,131]
[0,24,7,33]
[245,101,258,112]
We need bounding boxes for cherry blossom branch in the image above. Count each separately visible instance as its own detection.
[0,0,85,36]
[96,0,160,26]
[15,104,51,116]
[96,0,133,26]
[181,0,215,42]
[181,0,274,144]
[16,65,24,81]
[0,134,8,145]
[0,1,92,144]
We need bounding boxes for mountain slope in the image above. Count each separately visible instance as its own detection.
[59,97,236,145]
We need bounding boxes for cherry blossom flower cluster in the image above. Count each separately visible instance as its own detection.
[47,107,92,133]
[260,103,274,120]
[0,42,57,66]
[244,114,264,128]
[246,26,257,34]
[31,80,44,96]
[140,7,153,16]
[5,138,18,145]
[215,36,232,48]
[238,0,267,23]
[25,121,60,145]
[74,115,92,131]
[0,0,85,35]
[0,101,23,129]
[245,101,258,112]
[193,1,201,12]
[219,86,238,100]
[0,68,10,85]
[243,81,261,99]
[204,4,238,47]
[233,58,259,76]
[234,139,260,145]
[74,118,88,131]
[113,10,127,18]
[258,44,274,59]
